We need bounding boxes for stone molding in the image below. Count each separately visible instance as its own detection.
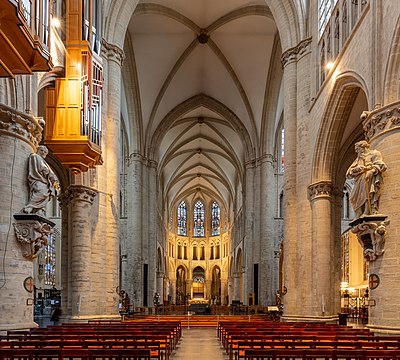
[307,181,338,201]
[0,104,44,149]
[362,101,400,142]
[281,37,312,68]
[126,152,158,169]
[245,153,275,168]
[127,152,146,166]
[13,214,55,260]
[101,38,125,66]
[59,185,98,206]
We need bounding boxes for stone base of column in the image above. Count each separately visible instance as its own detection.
[367,324,400,335]
[0,321,38,331]
[282,314,338,323]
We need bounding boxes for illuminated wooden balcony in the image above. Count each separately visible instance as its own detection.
[0,0,53,77]
[44,49,103,173]
[43,0,103,173]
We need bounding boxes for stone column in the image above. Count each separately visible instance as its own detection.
[205,280,212,301]
[64,185,97,320]
[281,46,298,317]
[221,279,228,305]
[186,279,193,301]
[0,105,43,330]
[126,154,143,304]
[233,272,240,301]
[156,271,164,299]
[280,38,312,318]
[308,181,338,319]
[259,155,276,305]
[361,103,400,332]
[170,278,176,304]
[101,39,124,316]
[228,278,234,305]
[147,161,158,306]
[59,198,70,319]
[244,161,255,304]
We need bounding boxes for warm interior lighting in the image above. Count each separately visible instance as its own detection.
[326,61,334,70]
[340,281,349,291]
[52,17,61,28]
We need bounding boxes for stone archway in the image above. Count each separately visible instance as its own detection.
[192,266,205,300]
[307,73,369,319]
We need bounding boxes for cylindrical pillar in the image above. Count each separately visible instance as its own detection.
[66,185,98,319]
[126,155,143,304]
[259,155,276,305]
[0,105,43,330]
[362,102,400,331]
[147,161,158,307]
[281,51,298,316]
[101,40,124,316]
[233,273,240,300]
[308,181,337,318]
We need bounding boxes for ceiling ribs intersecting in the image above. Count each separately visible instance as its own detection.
[125,0,279,219]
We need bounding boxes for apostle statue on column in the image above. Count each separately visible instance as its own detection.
[22,145,60,217]
[346,140,386,218]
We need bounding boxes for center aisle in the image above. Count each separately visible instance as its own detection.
[170,327,229,360]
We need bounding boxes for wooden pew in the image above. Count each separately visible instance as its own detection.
[0,347,151,360]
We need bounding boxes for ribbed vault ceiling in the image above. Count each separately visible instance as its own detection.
[124,0,279,215]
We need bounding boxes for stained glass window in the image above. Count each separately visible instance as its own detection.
[177,201,187,236]
[193,200,205,237]
[211,201,220,236]
[45,231,56,286]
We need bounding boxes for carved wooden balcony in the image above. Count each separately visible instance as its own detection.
[44,47,103,173]
[0,0,52,77]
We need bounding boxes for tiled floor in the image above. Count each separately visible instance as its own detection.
[170,327,229,360]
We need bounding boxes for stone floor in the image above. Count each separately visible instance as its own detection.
[170,327,229,360]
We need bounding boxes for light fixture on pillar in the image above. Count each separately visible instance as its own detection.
[326,61,334,70]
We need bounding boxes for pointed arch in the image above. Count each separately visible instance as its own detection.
[177,200,187,236]
[149,94,254,161]
[211,201,221,236]
[103,1,300,52]
[311,71,370,183]
[193,199,205,237]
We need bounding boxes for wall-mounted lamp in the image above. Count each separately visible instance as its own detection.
[326,61,334,70]
[52,17,61,28]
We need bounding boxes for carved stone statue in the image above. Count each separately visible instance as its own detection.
[22,145,59,216]
[346,140,386,218]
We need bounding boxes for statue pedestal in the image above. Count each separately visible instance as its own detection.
[13,214,55,260]
[349,215,390,261]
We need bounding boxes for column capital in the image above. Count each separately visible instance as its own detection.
[362,101,400,142]
[281,37,312,68]
[59,185,98,206]
[0,104,44,149]
[308,181,339,202]
[127,152,146,166]
[101,38,125,66]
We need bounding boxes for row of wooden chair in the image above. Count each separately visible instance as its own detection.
[218,320,400,360]
[0,347,151,360]
[0,320,182,360]
[243,348,400,360]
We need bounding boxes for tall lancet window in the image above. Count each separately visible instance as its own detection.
[211,201,221,236]
[177,201,187,236]
[45,230,57,286]
[193,200,205,237]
